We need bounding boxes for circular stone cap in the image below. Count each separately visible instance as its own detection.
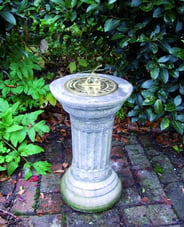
[64,75,118,97]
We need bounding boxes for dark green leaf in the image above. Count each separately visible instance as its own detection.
[174,95,182,106]
[128,109,139,117]
[0,11,16,25]
[104,19,120,32]
[158,89,168,100]
[169,47,184,60]
[143,96,156,105]
[81,0,96,4]
[141,80,156,88]
[153,7,162,17]
[140,3,153,12]
[154,99,163,114]
[151,43,158,54]
[160,118,170,131]
[86,4,98,12]
[146,108,156,121]
[150,66,160,80]
[158,56,171,63]
[176,115,184,122]
[108,0,117,4]
[165,102,176,112]
[177,63,184,71]
[172,121,183,135]
[160,68,169,83]
[166,10,176,23]
[131,0,141,7]
[170,70,179,78]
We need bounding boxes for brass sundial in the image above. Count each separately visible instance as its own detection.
[65,66,118,97]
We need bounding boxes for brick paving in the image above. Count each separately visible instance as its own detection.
[0,133,184,226]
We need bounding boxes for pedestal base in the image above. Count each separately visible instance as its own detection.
[60,167,122,213]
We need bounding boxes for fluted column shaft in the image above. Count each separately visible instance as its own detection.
[70,115,114,181]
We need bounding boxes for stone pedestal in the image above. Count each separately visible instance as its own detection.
[50,73,133,212]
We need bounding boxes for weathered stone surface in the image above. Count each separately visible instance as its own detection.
[125,144,151,170]
[0,196,6,209]
[62,208,121,227]
[180,167,184,181]
[151,154,179,184]
[11,179,38,214]
[135,169,166,202]
[111,159,129,173]
[118,186,141,207]
[111,146,126,159]
[22,214,62,227]
[165,182,184,220]
[0,178,15,195]
[37,193,63,214]
[123,204,178,226]
[118,167,135,188]
[40,174,61,193]
[45,141,63,163]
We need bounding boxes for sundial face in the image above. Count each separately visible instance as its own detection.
[65,76,118,96]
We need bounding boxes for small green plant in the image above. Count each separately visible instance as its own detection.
[0,98,51,179]
[0,45,56,111]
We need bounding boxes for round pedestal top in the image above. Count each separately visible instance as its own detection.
[65,75,118,97]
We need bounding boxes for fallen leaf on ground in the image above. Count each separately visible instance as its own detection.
[0,174,10,182]
[53,169,65,174]
[28,175,39,182]
[64,119,71,127]
[18,189,25,195]
[40,193,44,199]
[121,137,129,143]
[161,196,172,205]
[62,162,69,169]
[141,197,150,203]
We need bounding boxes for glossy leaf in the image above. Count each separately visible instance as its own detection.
[146,109,156,121]
[150,66,160,80]
[141,80,156,89]
[154,99,163,114]
[104,19,120,32]
[170,47,184,60]
[143,96,156,105]
[108,0,117,4]
[160,68,169,83]
[0,11,16,25]
[174,95,182,106]
[131,0,141,7]
[165,103,176,112]
[172,121,184,135]
[160,118,170,131]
